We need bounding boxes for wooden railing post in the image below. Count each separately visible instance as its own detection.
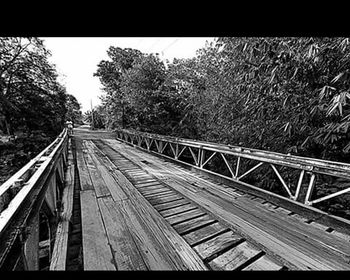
[0,128,68,270]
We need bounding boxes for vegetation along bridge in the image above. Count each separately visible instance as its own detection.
[1,125,350,271]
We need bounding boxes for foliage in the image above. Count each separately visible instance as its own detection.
[0,37,69,137]
[0,37,82,183]
[84,106,106,129]
[94,38,350,218]
[95,38,350,160]
[191,37,350,161]
[66,93,83,125]
[94,50,185,134]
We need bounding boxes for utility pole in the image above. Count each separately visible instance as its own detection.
[91,99,94,130]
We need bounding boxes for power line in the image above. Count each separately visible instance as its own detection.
[160,38,179,56]
[135,38,144,49]
[148,38,162,53]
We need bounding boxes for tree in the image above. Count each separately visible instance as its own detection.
[94,47,143,129]
[0,37,67,136]
[65,94,83,125]
[84,106,106,129]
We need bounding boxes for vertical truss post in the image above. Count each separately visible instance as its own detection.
[200,147,205,168]
[293,169,305,201]
[235,156,241,179]
[144,138,149,150]
[304,173,316,205]
[175,143,179,160]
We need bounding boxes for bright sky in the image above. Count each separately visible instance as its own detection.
[41,37,215,113]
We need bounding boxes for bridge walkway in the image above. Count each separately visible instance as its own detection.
[73,127,350,271]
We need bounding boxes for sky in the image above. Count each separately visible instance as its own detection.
[41,37,216,113]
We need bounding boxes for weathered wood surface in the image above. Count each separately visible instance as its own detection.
[82,142,110,197]
[80,190,116,270]
[208,241,263,270]
[75,139,93,191]
[50,145,75,270]
[87,140,208,270]
[103,138,350,270]
[154,199,191,212]
[173,215,216,235]
[71,128,350,271]
[193,231,243,260]
[160,204,198,218]
[242,255,283,270]
[73,131,208,270]
[91,138,284,270]
[182,222,227,246]
[97,196,147,270]
[84,141,128,202]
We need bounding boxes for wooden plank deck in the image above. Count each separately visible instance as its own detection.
[71,127,350,271]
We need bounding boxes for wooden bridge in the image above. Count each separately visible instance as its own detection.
[1,125,350,270]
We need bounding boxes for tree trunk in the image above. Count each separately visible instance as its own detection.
[4,117,12,135]
[122,101,125,129]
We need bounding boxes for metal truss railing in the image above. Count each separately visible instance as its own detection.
[115,129,350,207]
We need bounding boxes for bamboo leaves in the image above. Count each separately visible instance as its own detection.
[326,91,350,116]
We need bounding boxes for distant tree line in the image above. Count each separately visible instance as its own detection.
[94,38,350,161]
[94,38,350,218]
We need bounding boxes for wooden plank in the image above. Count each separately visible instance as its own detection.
[83,145,110,198]
[75,139,94,191]
[137,182,164,190]
[242,255,283,271]
[128,171,145,175]
[331,230,350,241]
[220,187,243,198]
[134,181,160,188]
[138,185,169,194]
[174,215,216,235]
[129,174,152,179]
[143,190,175,199]
[140,186,171,195]
[39,240,50,259]
[85,141,128,202]
[97,196,147,270]
[115,144,350,269]
[88,140,208,270]
[193,231,244,260]
[115,199,181,270]
[145,191,177,199]
[165,209,206,225]
[80,190,115,270]
[24,212,39,270]
[44,176,57,215]
[165,178,201,194]
[154,200,191,212]
[160,204,198,218]
[147,194,183,205]
[50,153,75,270]
[137,184,166,191]
[182,222,228,246]
[208,241,263,270]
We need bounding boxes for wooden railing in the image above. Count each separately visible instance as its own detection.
[115,129,350,210]
[0,129,69,270]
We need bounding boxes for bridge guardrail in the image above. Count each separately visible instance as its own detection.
[115,129,350,208]
[0,128,69,270]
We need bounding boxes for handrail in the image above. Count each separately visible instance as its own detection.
[115,129,350,207]
[119,129,350,178]
[0,128,69,269]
